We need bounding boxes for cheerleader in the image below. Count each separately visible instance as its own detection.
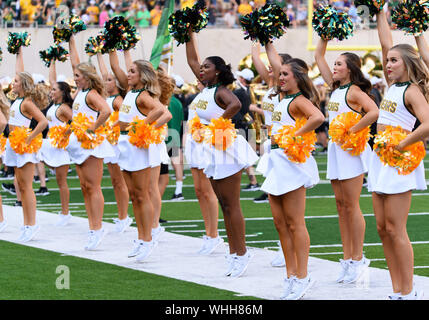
[67,35,115,250]
[184,79,223,255]
[370,10,429,300]
[95,52,132,234]
[109,49,172,262]
[38,60,73,226]
[314,37,379,283]
[186,30,259,277]
[4,47,48,242]
[0,90,9,233]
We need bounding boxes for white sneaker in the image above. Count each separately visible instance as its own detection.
[397,289,424,300]
[200,236,224,255]
[135,240,155,262]
[343,256,370,284]
[285,274,315,300]
[336,259,351,283]
[224,253,237,276]
[230,251,252,278]
[17,226,27,242]
[84,228,107,251]
[280,276,295,300]
[113,216,133,233]
[0,219,7,233]
[128,239,144,258]
[197,235,209,254]
[21,225,40,243]
[387,292,401,300]
[151,225,165,242]
[55,213,72,227]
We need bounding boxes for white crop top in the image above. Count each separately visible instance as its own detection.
[106,94,120,113]
[9,98,31,127]
[194,85,224,125]
[377,82,416,132]
[327,83,359,124]
[119,89,146,123]
[271,92,302,136]
[261,87,280,127]
[72,89,98,121]
[46,104,64,128]
[187,92,201,122]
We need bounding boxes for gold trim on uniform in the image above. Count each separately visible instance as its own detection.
[72,103,80,111]
[272,111,282,122]
[379,99,397,113]
[262,102,274,112]
[196,100,208,110]
[119,104,131,114]
[327,101,340,112]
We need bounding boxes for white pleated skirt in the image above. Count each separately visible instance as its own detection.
[66,132,115,165]
[103,143,120,165]
[202,135,259,180]
[255,138,271,177]
[184,133,208,170]
[261,147,319,196]
[367,151,427,194]
[117,134,168,172]
[40,139,71,168]
[326,140,371,180]
[3,139,40,168]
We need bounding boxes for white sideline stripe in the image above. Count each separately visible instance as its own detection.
[415,266,429,269]
[2,206,429,300]
[164,224,199,229]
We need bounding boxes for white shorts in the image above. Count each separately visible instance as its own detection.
[3,139,40,168]
[367,151,427,194]
[40,139,71,168]
[261,147,319,196]
[66,132,116,165]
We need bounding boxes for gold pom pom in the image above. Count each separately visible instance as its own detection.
[204,117,237,151]
[9,127,43,154]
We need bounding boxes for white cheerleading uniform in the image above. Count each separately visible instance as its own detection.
[117,89,168,172]
[260,92,319,196]
[367,82,426,194]
[66,88,115,165]
[40,104,71,168]
[4,98,40,168]
[183,92,208,170]
[326,83,371,180]
[103,95,121,165]
[256,87,279,177]
[195,85,259,180]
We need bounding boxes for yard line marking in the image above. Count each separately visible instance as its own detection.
[415,266,429,269]
[172,229,226,233]
[246,240,429,247]
[309,252,344,256]
[164,224,199,228]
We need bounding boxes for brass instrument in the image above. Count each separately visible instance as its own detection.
[361,51,383,79]
[248,82,269,145]
[308,62,321,80]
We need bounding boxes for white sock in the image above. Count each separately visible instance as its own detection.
[175,180,183,195]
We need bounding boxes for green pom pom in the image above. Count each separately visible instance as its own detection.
[354,0,385,17]
[168,0,209,45]
[103,16,140,51]
[392,0,429,36]
[312,5,354,41]
[39,44,69,67]
[53,15,87,44]
[85,34,106,56]
[7,32,31,54]
[239,4,290,45]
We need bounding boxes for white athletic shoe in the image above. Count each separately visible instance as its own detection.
[17,226,27,242]
[397,289,424,300]
[200,236,224,255]
[230,251,252,278]
[197,235,209,254]
[280,276,295,300]
[113,216,133,233]
[21,225,40,243]
[135,240,155,262]
[84,228,107,251]
[128,239,144,258]
[151,225,165,242]
[336,259,351,283]
[285,274,315,300]
[55,213,72,227]
[0,219,7,233]
[343,256,370,284]
[387,292,401,300]
[224,253,237,276]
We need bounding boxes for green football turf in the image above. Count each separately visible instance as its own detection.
[1,153,429,299]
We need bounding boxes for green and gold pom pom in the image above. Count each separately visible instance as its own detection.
[312,5,354,41]
[168,0,209,45]
[39,44,69,67]
[391,0,429,36]
[239,4,290,45]
[85,33,106,56]
[7,32,31,54]
[354,0,385,17]
[103,16,141,51]
[53,15,87,43]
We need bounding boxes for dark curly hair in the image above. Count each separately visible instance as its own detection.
[206,56,235,86]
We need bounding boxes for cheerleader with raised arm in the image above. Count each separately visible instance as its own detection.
[95,52,132,234]
[67,35,115,250]
[370,10,429,300]
[314,37,379,284]
[109,49,172,262]
[4,47,48,242]
[0,90,9,233]
[186,30,259,277]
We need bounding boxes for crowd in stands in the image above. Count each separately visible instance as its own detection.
[0,0,398,28]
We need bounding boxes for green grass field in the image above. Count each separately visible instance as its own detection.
[1,153,429,300]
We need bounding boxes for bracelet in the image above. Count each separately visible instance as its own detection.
[67,120,72,125]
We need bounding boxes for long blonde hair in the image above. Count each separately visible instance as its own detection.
[76,62,106,97]
[17,72,50,109]
[390,44,429,101]
[133,60,161,99]
[0,90,10,120]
